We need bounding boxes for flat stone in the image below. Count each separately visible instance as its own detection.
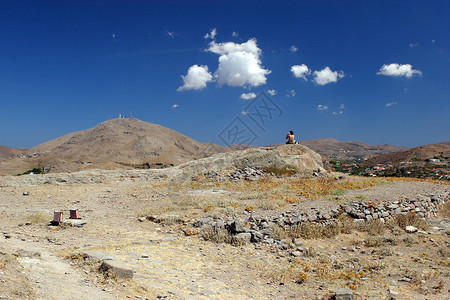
[64,219,87,227]
[83,250,114,261]
[389,286,399,295]
[15,249,41,258]
[99,260,133,279]
[334,287,353,300]
[405,226,418,233]
[235,232,252,244]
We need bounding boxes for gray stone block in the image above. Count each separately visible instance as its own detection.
[334,287,353,300]
[236,232,252,244]
[99,260,134,279]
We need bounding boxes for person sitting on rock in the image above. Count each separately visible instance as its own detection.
[285,130,297,144]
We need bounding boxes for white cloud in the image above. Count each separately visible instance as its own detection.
[208,38,271,87]
[377,63,422,78]
[208,38,261,56]
[232,31,238,37]
[289,45,298,53]
[177,65,213,91]
[286,89,296,97]
[340,104,345,109]
[172,104,179,109]
[313,67,345,85]
[204,28,217,40]
[332,111,338,115]
[385,101,398,107]
[112,33,116,39]
[317,105,328,110]
[240,92,257,100]
[291,64,310,81]
[267,89,277,96]
[432,39,436,43]
[241,110,248,115]
[409,42,419,48]
[166,31,175,38]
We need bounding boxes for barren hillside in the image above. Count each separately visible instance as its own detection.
[0,145,24,160]
[0,118,234,175]
[365,142,450,166]
[299,137,409,160]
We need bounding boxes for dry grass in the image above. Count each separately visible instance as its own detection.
[357,219,386,236]
[25,212,49,224]
[199,226,246,246]
[439,201,450,217]
[394,211,429,231]
[135,175,379,221]
[262,165,299,177]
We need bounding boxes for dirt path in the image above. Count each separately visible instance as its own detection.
[1,236,114,299]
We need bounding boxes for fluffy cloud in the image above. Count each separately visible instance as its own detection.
[172,104,179,109]
[204,28,217,40]
[385,101,398,107]
[313,67,345,85]
[177,65,213,91]
[377,63,422,78]
[289,45,298,53]
[317,105,328,110]
[291,64,310,81]
[240,92,257,100]
[208,38,271,87]
[267,89,277,96]
[208,39,260,56]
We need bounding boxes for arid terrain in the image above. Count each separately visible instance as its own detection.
[0,120,449,299]
[1,147,449,299]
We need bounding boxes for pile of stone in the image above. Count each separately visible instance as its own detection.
[341,192,449,222]
[228,167,265,181]
[204,167,266,182]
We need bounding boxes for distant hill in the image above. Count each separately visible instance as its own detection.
[0,118,236,175]
[364,141,450,166]
[0,145,24,160]
[297,137,408,160]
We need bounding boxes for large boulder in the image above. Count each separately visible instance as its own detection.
[176,144,324,179]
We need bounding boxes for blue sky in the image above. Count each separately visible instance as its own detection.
[0,1,448,149]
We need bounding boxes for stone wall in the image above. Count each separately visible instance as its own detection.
[190,190,449,246]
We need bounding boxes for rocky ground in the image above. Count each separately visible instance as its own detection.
[0,170,449,299]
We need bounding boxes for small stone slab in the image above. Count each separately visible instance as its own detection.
[99,260,134,279]
[334,287,354,300]
[64,219,87,227]
[405,225,418,233]
[82,250,113,261]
